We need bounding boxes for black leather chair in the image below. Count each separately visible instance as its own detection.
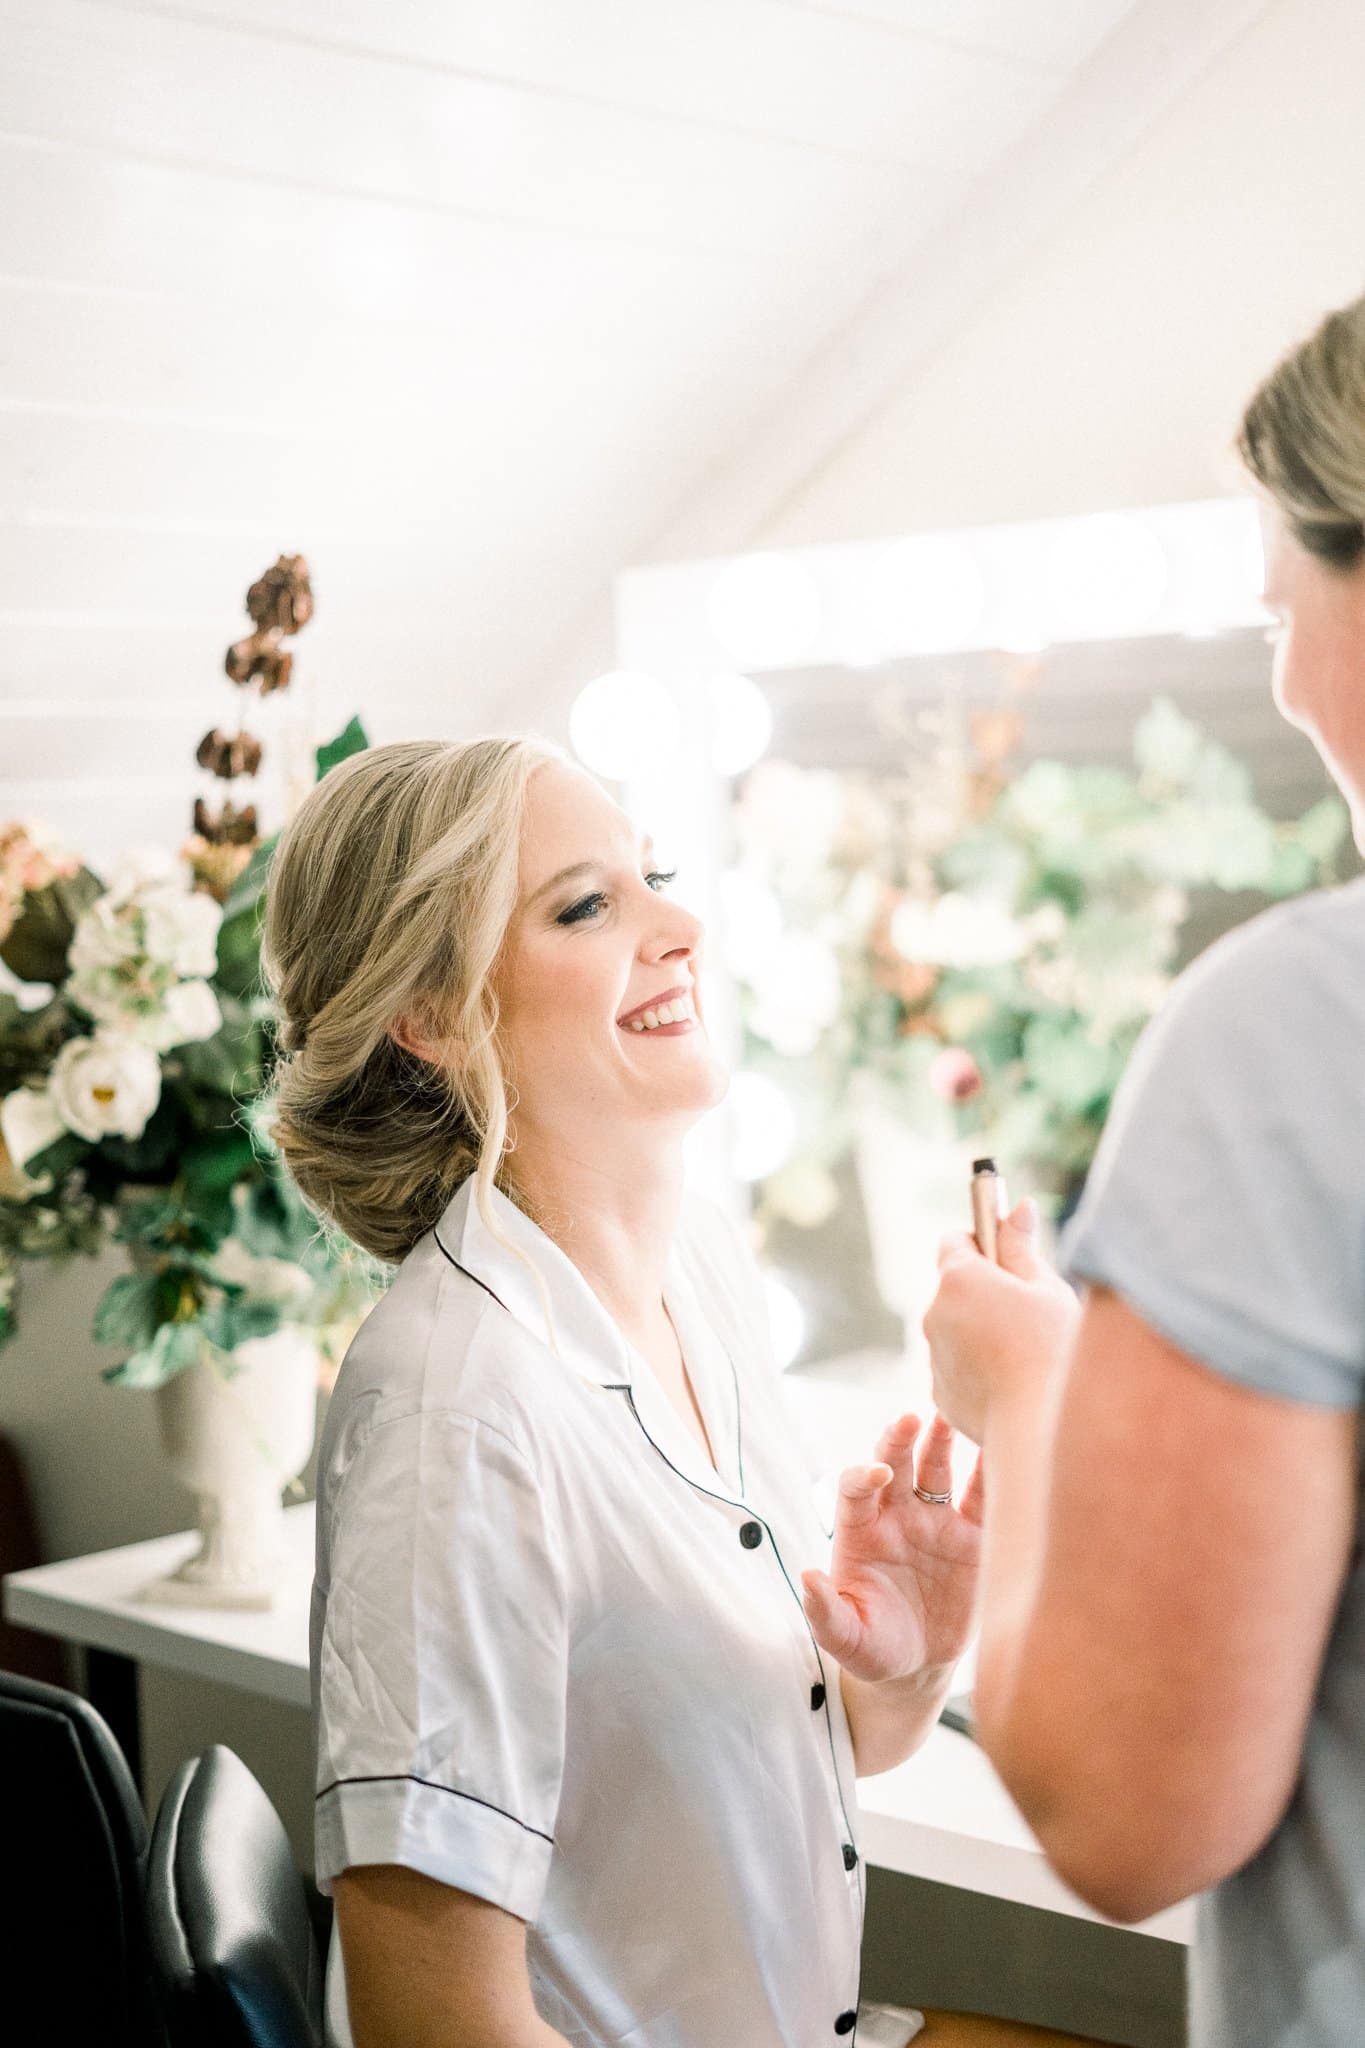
[146,1743,328,2048]
[0,1667,166,2046]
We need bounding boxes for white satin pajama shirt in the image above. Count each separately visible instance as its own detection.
[310,1172,867,2048]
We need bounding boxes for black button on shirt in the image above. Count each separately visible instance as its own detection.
[739,1520,764,1548]
[842,1842,858,1870]
[810,1681,826,1710]
[835,2011,857,2034]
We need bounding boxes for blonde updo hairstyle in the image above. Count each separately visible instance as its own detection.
[1238,289,1365,570]
[259,732,569,1353]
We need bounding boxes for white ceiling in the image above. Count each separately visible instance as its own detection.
[1,0,1265,859]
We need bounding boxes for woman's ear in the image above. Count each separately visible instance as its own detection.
[390,1013,464,1071]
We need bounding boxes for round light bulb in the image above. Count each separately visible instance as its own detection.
[568,671,681,781]
[708,671,774,777]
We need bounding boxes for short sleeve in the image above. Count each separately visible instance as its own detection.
[313,1409,568,1920]
[1057,900,1365,1409]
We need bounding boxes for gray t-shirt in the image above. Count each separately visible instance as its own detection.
[1057,875,1365,2048]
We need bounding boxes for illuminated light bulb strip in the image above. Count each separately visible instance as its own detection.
[615,495,1271,678]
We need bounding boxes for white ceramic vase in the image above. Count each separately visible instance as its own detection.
[138,1326,320,1611]
[850,1076,978,1412]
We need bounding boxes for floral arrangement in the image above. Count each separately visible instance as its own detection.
[0,556,384,1386]
[727,665,1351,1234]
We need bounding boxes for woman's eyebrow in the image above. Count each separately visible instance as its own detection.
[527,837,655,907]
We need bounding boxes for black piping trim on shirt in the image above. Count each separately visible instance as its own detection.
[315,1772,554,1845]
[621,1380,864,2039]
[433,1215,858,2036]
[432,1226,634,1388]
[432,1228,510,1318]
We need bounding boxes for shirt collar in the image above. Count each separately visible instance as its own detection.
[433,1173,646,1390]
[432,1174,746,1498]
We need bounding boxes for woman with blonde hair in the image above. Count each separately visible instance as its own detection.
[924,288,1365,2048]
[262,736,986,2048]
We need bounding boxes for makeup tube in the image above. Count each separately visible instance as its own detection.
[971,1156,1005,1263]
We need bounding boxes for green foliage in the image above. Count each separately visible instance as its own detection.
[1,717,387,1381]
[734,694,1352,1225]
[0,866,103,985]
[315,716,370,782]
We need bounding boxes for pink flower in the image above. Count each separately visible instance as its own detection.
[928,1047,984,1104]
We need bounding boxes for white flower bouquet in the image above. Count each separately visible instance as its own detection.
[0,716,383,1388]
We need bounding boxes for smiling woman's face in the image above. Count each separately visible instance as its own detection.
[491,759,730,1172]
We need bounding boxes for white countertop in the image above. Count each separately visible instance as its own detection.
[3,1344,1194,1947]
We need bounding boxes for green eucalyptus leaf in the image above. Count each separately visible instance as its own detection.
[215,905,266,1001]
[198,1293,283,1351]
[1264,839,1317,896]
[315,716,370,782]
[96,1090,182,1175]
[181,1128,256,1193]
[0,865,103,985]
[222,837,278,923]
[1296,794,1350,865]
[92,1270,163,1348]
[1133,698,1203,787]
[16,1128,88,1184]
[100,1318,206,1389]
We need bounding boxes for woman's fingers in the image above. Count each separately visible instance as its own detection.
[911,1410,956,1501]
[834,1462,894,1530]
[936,1229,979,1271]
[874,1409,922,1474]
[800,1569,863,1660]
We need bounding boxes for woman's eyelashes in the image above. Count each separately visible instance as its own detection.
[557,870,678,926]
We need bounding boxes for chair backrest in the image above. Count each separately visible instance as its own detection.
[0,1667,164,2046]
[146,1743,325,2048]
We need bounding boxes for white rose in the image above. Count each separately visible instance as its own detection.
[0,1084,66,1177]
[140,888,223,977]
[103,845,180,904]
[890,891,1025,970]
[210,1235,314,1309]
[148,978,222,1050]
[68,895,140,973]
[47,1031,162,1142]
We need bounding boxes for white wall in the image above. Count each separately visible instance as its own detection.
[757,0,1365,548]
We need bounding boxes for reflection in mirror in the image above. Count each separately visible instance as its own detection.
[728,628,1359,1372]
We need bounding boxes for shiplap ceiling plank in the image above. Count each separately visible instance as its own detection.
[9,0,1248,830]
[781,0,1140,72]
[84,0,1061,159]
[3,0,1035,254]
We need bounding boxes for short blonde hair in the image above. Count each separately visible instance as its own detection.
[1238,290,1365,568]
[258,733,569,1343]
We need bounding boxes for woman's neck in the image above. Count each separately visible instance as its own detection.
[510,1142,685,1348]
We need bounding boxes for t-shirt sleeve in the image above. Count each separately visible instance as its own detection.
[313,1408,568,1921]
[1057,901,1365,1409]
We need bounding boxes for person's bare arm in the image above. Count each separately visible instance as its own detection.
[975,1284,1360,1923]
[332,1864,572,2048]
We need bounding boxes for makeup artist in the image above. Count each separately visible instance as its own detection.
[923,291,1365,2048]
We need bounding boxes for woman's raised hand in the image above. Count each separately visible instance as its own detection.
[799,1411,983,1684]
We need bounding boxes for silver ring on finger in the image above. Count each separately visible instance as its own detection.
[912,1483,953,1506]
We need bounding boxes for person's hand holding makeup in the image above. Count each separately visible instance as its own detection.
[924,1196,1081,1444]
